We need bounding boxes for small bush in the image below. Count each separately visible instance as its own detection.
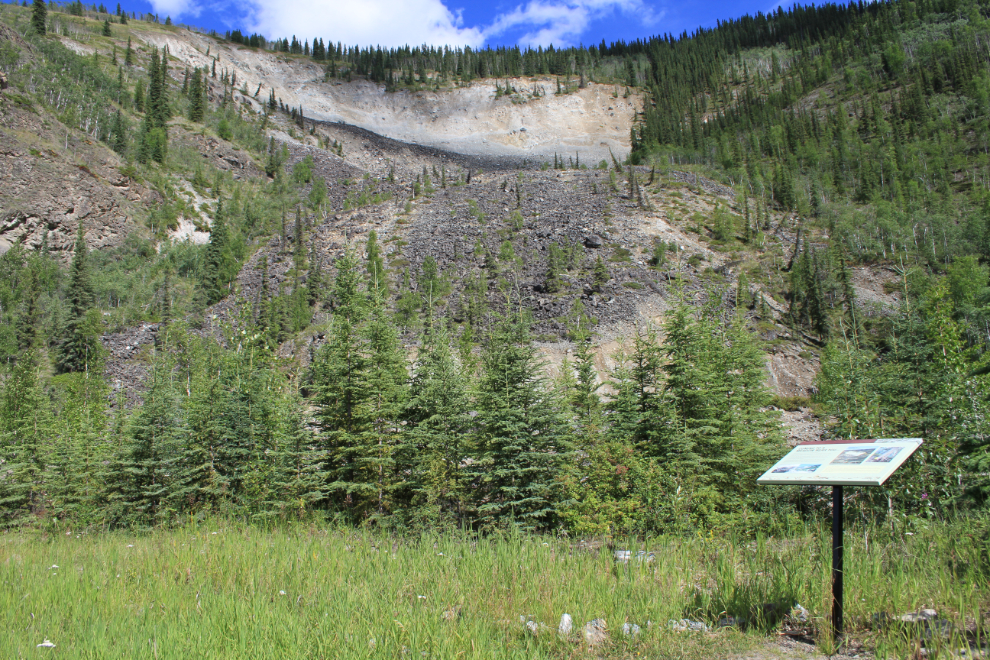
[771,395,811,411]
[610,246,632,263]
[217,118,233,141]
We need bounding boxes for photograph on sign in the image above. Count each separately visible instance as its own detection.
[757,438,923,486]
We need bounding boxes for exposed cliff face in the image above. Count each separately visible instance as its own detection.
[0,103,147,257]
[0,24,136,255]
[137,28,639,163]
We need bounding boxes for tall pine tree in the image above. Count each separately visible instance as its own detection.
[57,224,101,374]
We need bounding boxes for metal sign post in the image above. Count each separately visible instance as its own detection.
[832,484,843,639]
[757,438,923,645]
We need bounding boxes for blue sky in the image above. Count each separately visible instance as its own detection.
[111,0,787,49]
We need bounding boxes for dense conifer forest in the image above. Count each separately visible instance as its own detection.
[0,0,988,537]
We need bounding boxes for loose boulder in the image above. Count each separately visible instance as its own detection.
[583,619,607,646]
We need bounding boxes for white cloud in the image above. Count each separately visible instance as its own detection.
[483,0,657,47]
[232,0,655,50]
[147,0,201,20]
[242,0,485,48]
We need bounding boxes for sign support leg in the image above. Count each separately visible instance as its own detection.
[832,484,844,644]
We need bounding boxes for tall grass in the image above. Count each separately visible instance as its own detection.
[1,517,987,658]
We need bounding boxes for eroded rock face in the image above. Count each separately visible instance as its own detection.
[0,104,144,257]
[137,27,639,163]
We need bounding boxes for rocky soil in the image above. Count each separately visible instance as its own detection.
[207,128,826,401]
[97,117,836,417]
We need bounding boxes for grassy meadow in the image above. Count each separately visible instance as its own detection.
[1,519,988,659]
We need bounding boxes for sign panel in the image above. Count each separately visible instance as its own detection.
[757,438,923,486]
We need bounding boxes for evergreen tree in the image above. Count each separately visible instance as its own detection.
[395,269,420,331]
[543,243,563,293]
[30,0,46,36]
[120,349,183,526]
[111,108,127,154]
[202,197,229,305]
[658,306,782,520]
[133,80,145,112]
[0,352,50,526]
[350,282,409,519]
[188,67,205,122]
[592,256,609,290]
[266,380,324,520]
[306,253,327,310]
[45,369,110,524]
[417,255,449,311]
[173,340,231,514]
[571,337,601,421]
[365,229,387,296]
[138,48,169,164]
[467,310,570,531]
[311,250,367,511]
[405,321,471,525]
[57,224,102,374]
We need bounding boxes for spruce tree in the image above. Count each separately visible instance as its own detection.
[57,224,101,374]
[202,196,229,305]
[544,243,563,293]
[395,269,420,331]
[289,211,311,332]
[365,229,387,296]
[173,345,229,514]
[350,282,409,519]
[111,108,127,154]
[311,250,367,511]
[571,337,601,421]
[417,255,449,311]
[30,0,46,36]
[133,80,145,112]
[467,310,570,531]
[306,254,326,310]
[267,380,324,520]
[138,48,169,163]
[257,255,275,344]
[45,368,109,525]
[659,305,782,515]
[188,67,205,122]
[120,349,183,526]
[592,256,609,290]
[0,352,50,526]
[405,321,471,525]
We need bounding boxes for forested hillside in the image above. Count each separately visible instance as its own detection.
[630,0,990,516]
[0,0,988,537]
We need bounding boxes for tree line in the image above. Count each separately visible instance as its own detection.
[0,216,794,533]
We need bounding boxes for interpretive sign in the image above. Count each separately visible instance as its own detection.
[758,437,924,643]
[757,438,924,487]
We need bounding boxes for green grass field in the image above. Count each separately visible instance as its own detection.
[1,519,987,658]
